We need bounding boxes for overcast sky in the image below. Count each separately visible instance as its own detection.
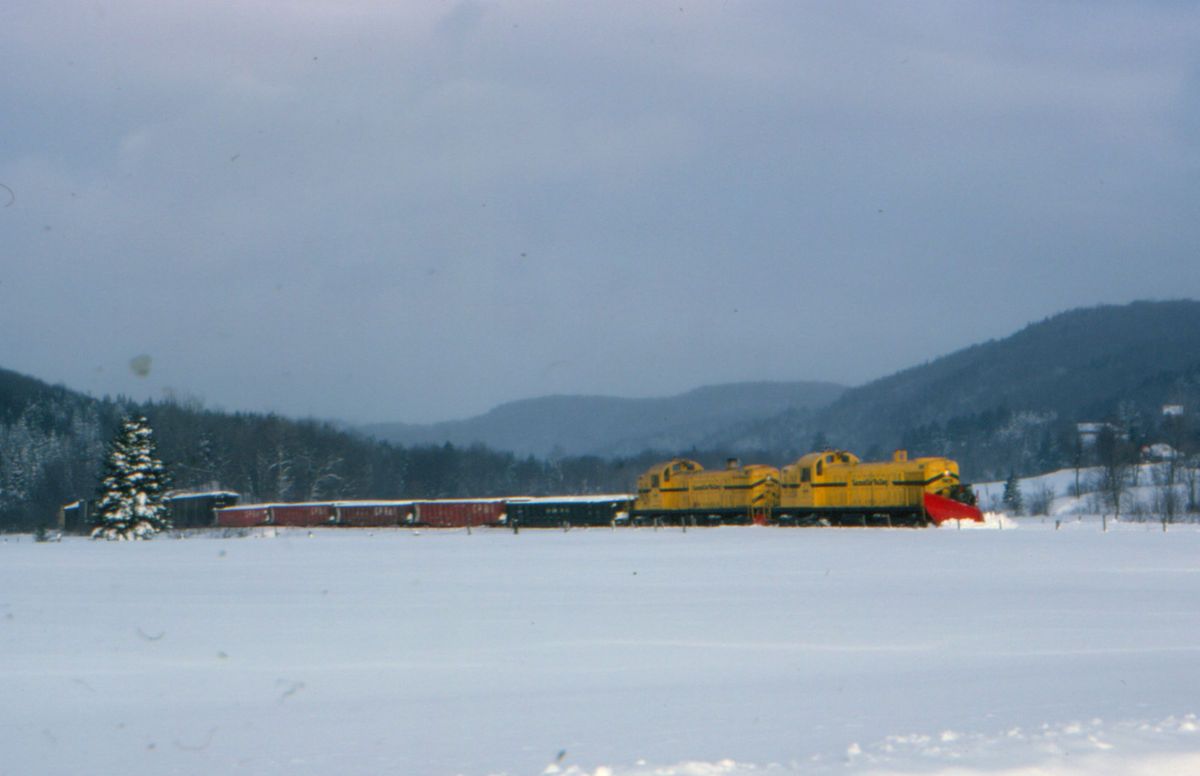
[2,2,1199,424]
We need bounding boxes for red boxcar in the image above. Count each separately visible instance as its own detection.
[215,505,272,528]
[334,501,415,527]
[270,503,337,527]
[414,499,506,527]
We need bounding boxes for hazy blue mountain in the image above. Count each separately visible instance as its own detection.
[362,381,848,457]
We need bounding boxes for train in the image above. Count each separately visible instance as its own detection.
[632,449,983,527]
[59,450,981,532]
[210,448,981,529]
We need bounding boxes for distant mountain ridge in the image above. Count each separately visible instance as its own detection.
[362,381,848,457]
[713,300,1200,478]
[364,301,1200,472]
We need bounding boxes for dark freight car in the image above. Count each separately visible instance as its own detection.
[505,495,633,528]
[166,491,240,528]
[414,499,506,528]
[334,501,415,527]
[215,504,272,528]
[270,503,337,527]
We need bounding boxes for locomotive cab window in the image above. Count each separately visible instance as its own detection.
[816,460,823,476]
[651,475,659,488]
[801,467,811,483]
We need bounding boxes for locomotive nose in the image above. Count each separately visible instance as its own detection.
[924,492,985,524]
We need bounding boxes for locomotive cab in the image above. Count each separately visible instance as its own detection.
[634,458,702,512]
[780,450,861,511]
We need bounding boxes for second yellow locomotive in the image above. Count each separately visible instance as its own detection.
[633,458,779,525]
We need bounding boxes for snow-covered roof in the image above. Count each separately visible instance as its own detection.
[330,500,417,507]
[215,503,280,512]
[217,500,419,511]
[165,490,240,500]
[216,496,633,511]
[508,494,634,504]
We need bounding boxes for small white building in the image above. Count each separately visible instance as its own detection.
[1076,422,1105,447]
[1142,443,1179,462]
[1162,404,1184,417]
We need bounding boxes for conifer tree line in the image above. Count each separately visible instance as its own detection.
[0,375,665,532]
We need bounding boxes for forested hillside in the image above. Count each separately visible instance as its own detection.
[0,368,658,532]
[716,301,1200,479]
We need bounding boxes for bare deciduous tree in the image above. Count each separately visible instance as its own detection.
[1096,425,1136,531]
[1027,483,1056,518]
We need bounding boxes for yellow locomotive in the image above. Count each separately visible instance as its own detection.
[778,449,980,526]
[632,458,780,525]
[633,450,981,527]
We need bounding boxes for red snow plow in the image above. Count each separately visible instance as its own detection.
[924,491,985,525]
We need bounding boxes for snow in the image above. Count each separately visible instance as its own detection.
[975,468,1087,508]
[2,524,1199,775]
[939,511,1020,530]
[974,464,1193,522]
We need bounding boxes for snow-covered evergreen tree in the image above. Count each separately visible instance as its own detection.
[92,415,171,540]
[1002,471,1024,516]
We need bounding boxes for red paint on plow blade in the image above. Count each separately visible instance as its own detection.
[924,492,985,525]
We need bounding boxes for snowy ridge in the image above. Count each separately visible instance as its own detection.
[535,716,1200,775]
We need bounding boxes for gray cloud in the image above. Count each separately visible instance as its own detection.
[2,1,1199,422]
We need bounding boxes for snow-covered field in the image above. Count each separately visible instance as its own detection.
[3,523,1200,776]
